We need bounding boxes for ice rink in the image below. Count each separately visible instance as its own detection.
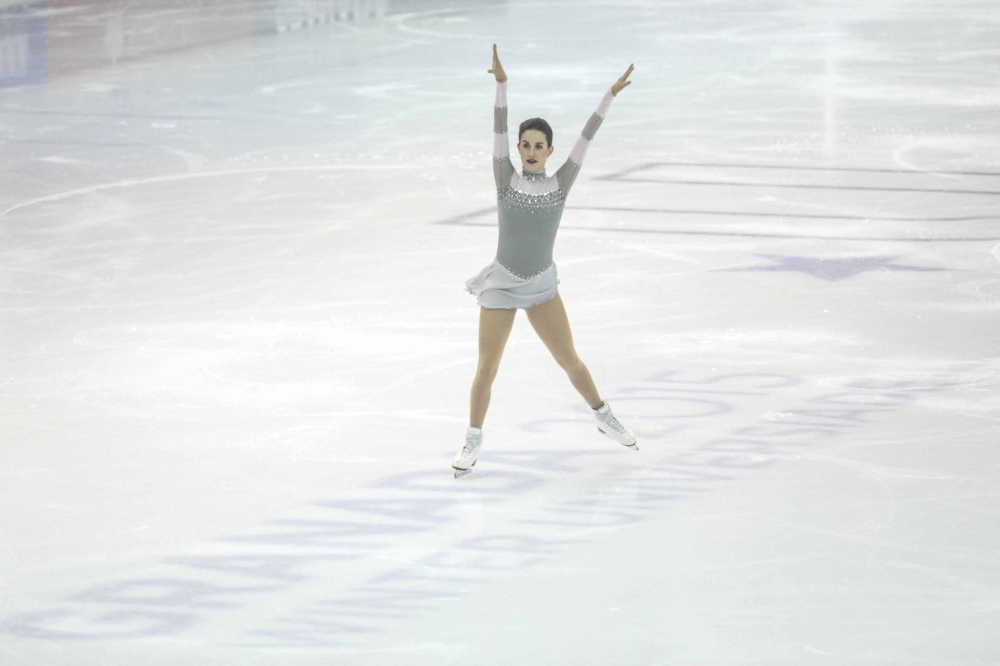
[1,0,998,663]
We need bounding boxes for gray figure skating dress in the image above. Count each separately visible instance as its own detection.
[465,80,615,309]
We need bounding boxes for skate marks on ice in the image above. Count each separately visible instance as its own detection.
[0,371,955,647]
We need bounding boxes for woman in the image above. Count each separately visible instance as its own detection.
[455,44,637,478]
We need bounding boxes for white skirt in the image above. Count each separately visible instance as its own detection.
[464,258,560,310]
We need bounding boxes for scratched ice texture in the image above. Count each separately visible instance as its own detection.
[0,0,998,664]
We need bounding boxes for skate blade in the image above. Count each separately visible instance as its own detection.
[453,460,476,479]
[597,426,638,450]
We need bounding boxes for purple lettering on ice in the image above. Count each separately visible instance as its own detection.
[69,578,272,609]
[1,608,197,641]
[164,553,339,583]
[222,519,430,549]
[0,372,954,645]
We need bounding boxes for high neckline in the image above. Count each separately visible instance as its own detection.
[521,168,547,180]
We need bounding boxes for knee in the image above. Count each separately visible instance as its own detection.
[474,364,499,385]
[559,355,584,372]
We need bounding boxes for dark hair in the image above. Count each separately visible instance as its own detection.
[518,118,553,147]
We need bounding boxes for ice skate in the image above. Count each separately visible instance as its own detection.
[593,400,638,450]
[453,426,483,478]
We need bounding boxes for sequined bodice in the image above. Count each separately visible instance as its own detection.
[498,170,565,211]
[488,79,614,282]
[494,168,567,281]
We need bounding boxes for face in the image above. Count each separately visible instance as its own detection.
[518,129,554,172]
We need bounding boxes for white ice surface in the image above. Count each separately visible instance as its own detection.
[1,0,999,664]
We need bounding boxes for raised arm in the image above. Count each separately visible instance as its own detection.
[492,79,515,191]
[556,64,633,198]
[488,45,515,191]
[555,88,615,198]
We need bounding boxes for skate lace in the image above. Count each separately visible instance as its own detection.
[462,436,480,457]
[601,411,626,433]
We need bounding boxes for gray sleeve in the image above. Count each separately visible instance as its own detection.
[493,80,515,190]
[556,87,615,198]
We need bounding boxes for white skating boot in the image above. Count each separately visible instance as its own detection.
[453,426,483,478]
[593,400,638,450]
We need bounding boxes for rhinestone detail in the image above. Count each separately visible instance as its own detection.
[497,258,553,281]
[497,184,565,213]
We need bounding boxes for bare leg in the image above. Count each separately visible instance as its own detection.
[470,306,517,428]
[525,292,604,410]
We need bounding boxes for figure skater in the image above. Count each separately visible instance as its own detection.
[455,44,637,478]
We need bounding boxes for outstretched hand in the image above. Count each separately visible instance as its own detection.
[488,43,507,82]
[611,64,634,97]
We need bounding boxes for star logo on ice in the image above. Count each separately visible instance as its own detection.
[719,254,945,281]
